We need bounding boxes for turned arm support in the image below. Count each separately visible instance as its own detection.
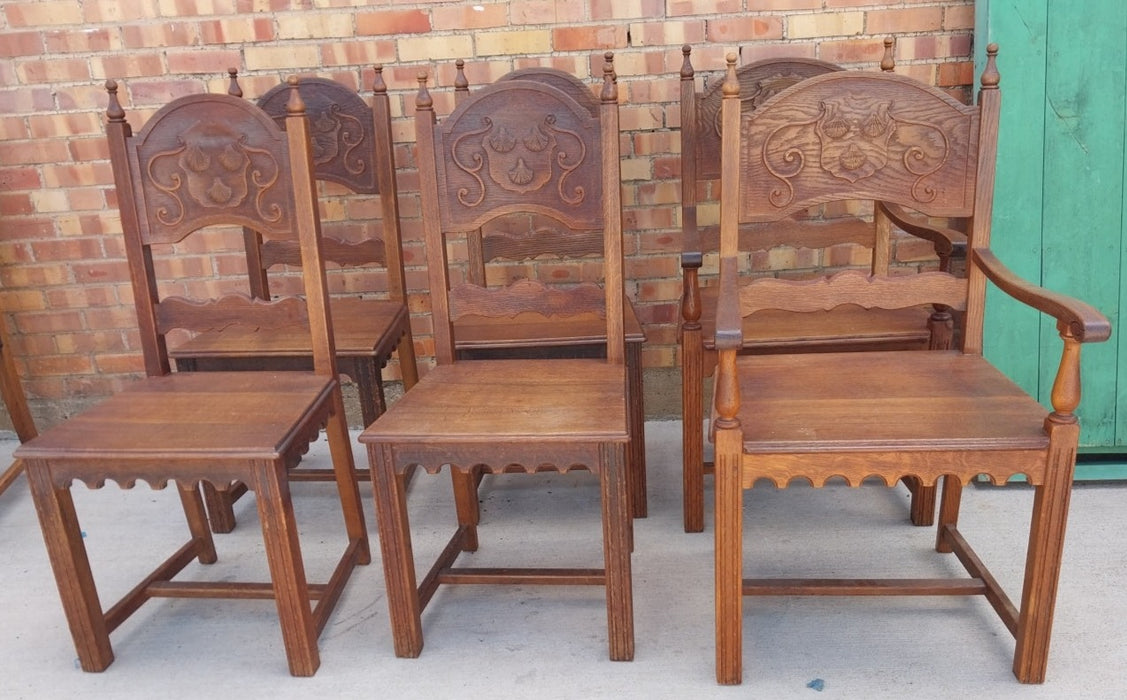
[973,247,1111,421]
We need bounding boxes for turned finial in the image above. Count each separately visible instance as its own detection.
[981,43,1000,89]
[372,65,386,94]
[226,68,242,97]
[881,37,896,72]
[680,44,694,79]
[285,75,305,115]
[722,53,739,97]
[454,59,468,93]
[105,79,125,121]
[601,52,617,102]
[416,72,433,110]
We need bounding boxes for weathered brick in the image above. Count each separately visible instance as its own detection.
[1,31,46,57]
[787,12,865,39]
[197,17,274,45]
[0,139,71,166]
[0,166,42,190]
[356,9,430,35]
[629,20,706,47]
[27,112,104,139]
[867,7,945,36]
[398,34,474,63]
[93,53,165,80]
[16,58,92,84]
[166,50,244,74]
[591,0,664,21]
[0,117,30,140]
[819,38,889,66]
[83,0,162,23]
[431,4,508,31]
[476,29,552,57]
[277,12,355,40]
[322,40,397,67]
[121,22,198,49]
[4,1,83,27]
[511,1,585,25]
[706,16,784,43]
[244,44,321,71]
[553,25,628,52]
[668,0,742,16]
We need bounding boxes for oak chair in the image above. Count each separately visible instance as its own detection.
[169,70,418,533]
[709,47,1111,684]
[0,311,37,497]
[679,40,963,532]
[359,54,634,661]
[15,80,369,676]
[448,61,648,518]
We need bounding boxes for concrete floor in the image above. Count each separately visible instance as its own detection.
[1,421,1124,699]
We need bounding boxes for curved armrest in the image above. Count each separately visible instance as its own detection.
[713,256,744,350]
[877,202,966,258]
[974,248,1111,343]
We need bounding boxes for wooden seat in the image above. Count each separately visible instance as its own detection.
[0,312,37,497]
[449,61,647,518]
[679,40,964,532]
[359,54,633,661]
[14,80,369,676]
[708,47,1111,684]
[168,71,418,533]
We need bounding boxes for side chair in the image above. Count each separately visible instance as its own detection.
[15,79,369,677]
[446,60,648,519]
[359,54,634,661]
[168,69,419,533]
[708,47,1111,684]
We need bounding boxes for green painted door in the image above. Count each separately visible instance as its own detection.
[976,0,1126,475]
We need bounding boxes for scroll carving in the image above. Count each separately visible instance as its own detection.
[451,113,587,207]
[143,119,285,230]
[309,104,366,177]
[756,90,953,209]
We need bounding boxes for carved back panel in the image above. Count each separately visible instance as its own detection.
[105,82,336,378]
[431,81,604,233]
[126,93,297,246]
[737,71,981,221]
[415,57,625,365]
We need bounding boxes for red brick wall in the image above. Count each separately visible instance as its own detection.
[0,0,975,426]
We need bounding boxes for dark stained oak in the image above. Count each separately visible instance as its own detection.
[359,54,634,662]
[678,40,963,532]
[167,72,418,533]
[708,46,1112,685]
[14,81,369,677]
[452,62,647,518]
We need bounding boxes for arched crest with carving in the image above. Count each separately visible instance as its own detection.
[436,81,603,232]
[131,94,293,244]
[695,57,842,180]
[257,77,379,194]
[741,72,979,220]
